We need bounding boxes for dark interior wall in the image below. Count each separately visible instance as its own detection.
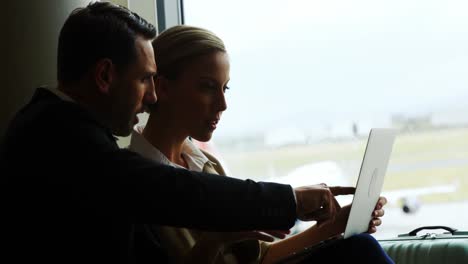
[1,0,92,136]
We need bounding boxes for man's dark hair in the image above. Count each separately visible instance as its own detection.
[57,1,157,84]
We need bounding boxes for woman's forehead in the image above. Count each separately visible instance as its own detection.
[181,52,230,76]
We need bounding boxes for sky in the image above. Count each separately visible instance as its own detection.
[183,0,468,140]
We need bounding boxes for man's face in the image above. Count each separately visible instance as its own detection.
[108,36,157,136]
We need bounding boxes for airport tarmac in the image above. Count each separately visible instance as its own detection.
[290,200,468,239]
[374,200,468,239]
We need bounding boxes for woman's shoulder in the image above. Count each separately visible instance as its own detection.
[199,148,227,176]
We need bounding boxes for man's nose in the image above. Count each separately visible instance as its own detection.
[144,78,157,104]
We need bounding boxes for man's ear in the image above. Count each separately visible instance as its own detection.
[94,59,114,94]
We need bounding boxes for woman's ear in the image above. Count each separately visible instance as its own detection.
[94,59,114,95]
[154,75,170,101]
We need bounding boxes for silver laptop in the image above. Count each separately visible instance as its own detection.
[276,128,397,263]
[343,128,397,238]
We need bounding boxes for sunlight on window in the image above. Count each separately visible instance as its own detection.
[184,0,468,238]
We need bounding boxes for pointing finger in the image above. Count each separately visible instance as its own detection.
[329,186,356,196]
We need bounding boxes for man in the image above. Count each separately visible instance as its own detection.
[1,2,384,264]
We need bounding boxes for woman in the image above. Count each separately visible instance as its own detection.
[129,25,391,264]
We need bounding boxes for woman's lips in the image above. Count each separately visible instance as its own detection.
[209,119,219,130]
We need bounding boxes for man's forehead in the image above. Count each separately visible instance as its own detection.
[134,37,157,73]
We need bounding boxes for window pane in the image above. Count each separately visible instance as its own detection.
[184,0,468,238]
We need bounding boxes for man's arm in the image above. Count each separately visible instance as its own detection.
[88,147,298,230]
[4,97,340,233]
[12,102,298,231]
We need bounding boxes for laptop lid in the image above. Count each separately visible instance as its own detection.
[343,128,397,239]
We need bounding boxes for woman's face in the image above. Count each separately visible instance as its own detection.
[161,51,230,142]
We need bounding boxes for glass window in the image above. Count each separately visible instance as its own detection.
[183,0,468,238]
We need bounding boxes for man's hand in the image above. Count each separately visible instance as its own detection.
[294,184,355,225]
[367,196,387,234]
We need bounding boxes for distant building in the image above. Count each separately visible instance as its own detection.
[264,127,307,148]
[391,113,433,131]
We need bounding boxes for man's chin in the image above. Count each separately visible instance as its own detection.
[112,125,133,137]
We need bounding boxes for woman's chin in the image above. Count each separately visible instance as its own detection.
[192,133,212,142]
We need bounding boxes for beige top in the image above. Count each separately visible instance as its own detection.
[129,126,270,264]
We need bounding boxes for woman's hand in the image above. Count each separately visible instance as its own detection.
[367,196,387,234]
[314,196,387,236]
[203,229,291,246]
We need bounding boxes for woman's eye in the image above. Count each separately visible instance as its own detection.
[201,83,216,91]
[199,81,228,93]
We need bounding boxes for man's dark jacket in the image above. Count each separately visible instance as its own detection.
[1,88,296,263]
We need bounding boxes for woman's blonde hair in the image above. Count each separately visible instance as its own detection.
[152,25,226,79]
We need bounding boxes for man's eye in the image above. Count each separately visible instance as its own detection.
[223,86,230,93]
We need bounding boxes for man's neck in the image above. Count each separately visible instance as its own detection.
[57,83,112,132]
[57,83,87,103]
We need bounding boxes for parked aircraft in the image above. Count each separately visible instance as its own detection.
[269,160,458,213]
[266,160,458,234]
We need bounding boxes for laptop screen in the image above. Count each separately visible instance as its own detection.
[344,128,397,238]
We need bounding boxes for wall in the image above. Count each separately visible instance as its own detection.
[1,0,93,136]
[0,0,159,139]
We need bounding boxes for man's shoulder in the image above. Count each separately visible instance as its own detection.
[11,88,84,127]
[41,88,95,120]
[3,87,115,152]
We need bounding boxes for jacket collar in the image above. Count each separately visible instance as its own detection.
[31,87,116,141]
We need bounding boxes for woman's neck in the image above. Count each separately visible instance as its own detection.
[142,112,188,168]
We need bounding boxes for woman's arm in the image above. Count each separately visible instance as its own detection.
[181,235,225,264]
[181,231,281,264]
[261,205,350,264]
[261,196,387,264]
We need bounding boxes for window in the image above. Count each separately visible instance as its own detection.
[183,0,468,238]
